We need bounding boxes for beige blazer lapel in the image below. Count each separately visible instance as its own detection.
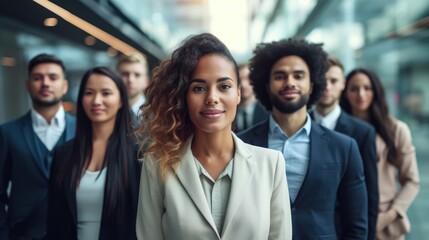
[175,139,220,238]
[221,133,256,235]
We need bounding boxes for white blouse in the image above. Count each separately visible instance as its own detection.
[76,168,107,240]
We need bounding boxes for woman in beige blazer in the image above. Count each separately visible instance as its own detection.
[341,68,420,240]
[135,33,292,240]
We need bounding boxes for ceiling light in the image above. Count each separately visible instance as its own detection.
[1,57,16,67]
[107,47,118,57]
[85,35,96,46]
[33,0,140,55]
[44,17,58,27]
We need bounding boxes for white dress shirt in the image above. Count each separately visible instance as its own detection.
[312,105,341,130]
[131,95,146,117]
[31,105,66,151]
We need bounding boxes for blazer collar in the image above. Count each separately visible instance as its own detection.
[64,113,76,141]
[245,120,270,148]
[221,133,255,235]
[21,112,76,179]
[293,121,329,204]
[334,111,348,132]
[175,132,256,237]
[21,112,47,178]
[175,137,219,237]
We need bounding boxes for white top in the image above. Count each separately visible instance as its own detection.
[131,95,146,117]
[31,105,66,150]
[313,105,341,130]
[76,168,107,240]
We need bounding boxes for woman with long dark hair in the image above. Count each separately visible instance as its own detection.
[340,68,419,240]
[46,66,140,240]
[135,33,291,240]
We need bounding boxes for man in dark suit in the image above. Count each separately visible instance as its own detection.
[0,54,76,239]
[235,64,269,132]
[311,56,378,240]
[116,53,149,127]
[238,39,368,239]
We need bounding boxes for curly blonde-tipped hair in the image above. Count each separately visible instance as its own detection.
[135,33,239,179]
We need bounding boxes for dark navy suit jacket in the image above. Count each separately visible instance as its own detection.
[251,102,269,126]
[333,111,378,240]
[0,112,76,239]
[238,119,368,240]
[309,109,378,239]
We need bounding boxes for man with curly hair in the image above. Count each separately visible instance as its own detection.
[238,39,368,239]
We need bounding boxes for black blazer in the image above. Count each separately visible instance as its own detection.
[46,140,141,240]
[238,119,368,240]
[0,112,76,239]
[310,110,378,240]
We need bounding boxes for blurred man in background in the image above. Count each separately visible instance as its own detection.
[116,53,149,126]
[235,64,268,132]
[312,56,378,240]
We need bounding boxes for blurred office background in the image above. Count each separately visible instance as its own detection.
[1,0,428,238]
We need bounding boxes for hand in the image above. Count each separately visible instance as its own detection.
[376,209,398,232]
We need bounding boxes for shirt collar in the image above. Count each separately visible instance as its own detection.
[193,157,234,180]
[313,105,341,129]
[131,95,146,116]
[269,113,312,138]
[31,105,65,127]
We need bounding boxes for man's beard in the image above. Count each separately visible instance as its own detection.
[269,91,310,114]
[32,96,62,107]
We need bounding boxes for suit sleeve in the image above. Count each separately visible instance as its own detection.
[0,126,10,239]
[360,126,378,240]
[269,151,292,240]
[136,157,165,240]
[390,121,419,218]
[338,139,368,239]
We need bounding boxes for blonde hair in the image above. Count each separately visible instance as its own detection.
[116,52,148,74]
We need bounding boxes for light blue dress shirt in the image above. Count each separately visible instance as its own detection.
[268,114,311,203]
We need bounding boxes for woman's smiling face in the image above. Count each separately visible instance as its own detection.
[186,54,240,134]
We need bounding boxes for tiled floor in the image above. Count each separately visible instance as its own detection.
[405,122,429,239]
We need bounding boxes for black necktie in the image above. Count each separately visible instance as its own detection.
[242,111,248,130]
